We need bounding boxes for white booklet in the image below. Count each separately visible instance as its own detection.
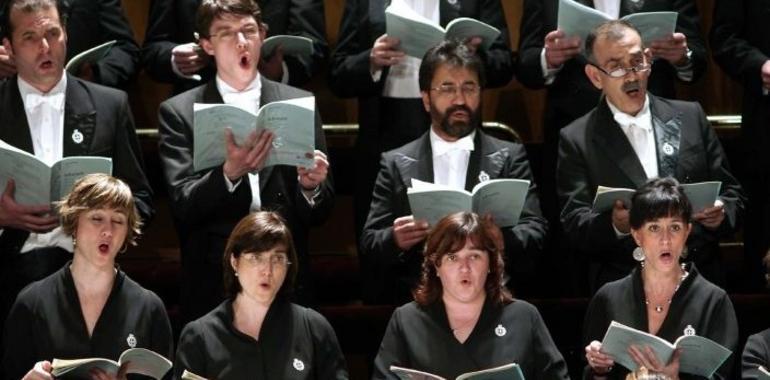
[65,40,117,74]
[261,35,314,59]
[390,362,524,380]
[557,0,677,45]
[591,182,722,213]
[600,321,731,378]
[407,178,529,227]
[385,0,500,58]
[51,348,171,380]
[0,139,112,205]
[181,369,209,380]
[192,96,316,172]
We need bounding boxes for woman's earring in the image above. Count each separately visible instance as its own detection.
[72,238,77,248]
[632,247,645,262]
[680,246,689,259]
[234,271,239,277]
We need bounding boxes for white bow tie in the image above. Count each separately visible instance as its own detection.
[25,92,65,110]
[613,111,651,130]
[433,135,474,156]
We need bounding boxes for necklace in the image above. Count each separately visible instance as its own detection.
[644,263,689,313]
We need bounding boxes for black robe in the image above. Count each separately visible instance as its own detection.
[742,328,770,380]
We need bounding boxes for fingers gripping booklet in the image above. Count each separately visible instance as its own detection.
[51,348,172,380]
[261,35,314,60]
[591,182,722,214]
[407,178,530,227]
[600,321,731,378]
[192,96,316,172]
[390,362,524,380]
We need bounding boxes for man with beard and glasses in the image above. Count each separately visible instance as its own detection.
[557,20,745,293]
[360,40,547,304]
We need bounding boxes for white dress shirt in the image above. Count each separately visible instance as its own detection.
[215,74,263,212]
[373,0,439,98]
[430,129,475,189]
[607,95,658,179]
[15,73,73,254]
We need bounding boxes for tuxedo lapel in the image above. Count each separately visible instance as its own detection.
[591,99,648,188]
[649,95,683,179]
[63,76,96,156]
[396,133,434,188]
[0,77,34,154]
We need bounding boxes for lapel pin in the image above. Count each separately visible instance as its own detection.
[662,142,674,156]
[478,170,490,183]
[126,333,137,348]
[494,324,507,337]
[447,0,458,5]
[293,358,305,371]
[683,325,695,336]
[72,129,84,144]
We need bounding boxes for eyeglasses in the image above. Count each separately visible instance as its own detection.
[588,61,651,78]
[430,83,481,98]
[240,252,291,268]
[210,25,260,42]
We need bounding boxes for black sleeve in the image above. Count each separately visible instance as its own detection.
[291,102,334,227]
[529,306,570,380]
[703,293,739,380]
[281,0,329,86]
[307,310,348,380]
[670,0,707,83]
[90,0,140,87]
[709,0,768,92]
[515,0,550,89]
[581,289,619,380]
[2,295,39,380]
[372,308,410,380]
[742,331,770,380]
[172,322,208,380]
[141,0,179,83]
[474,0,514,88]
[147,292,174,361]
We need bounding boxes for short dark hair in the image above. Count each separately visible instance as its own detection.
[195,0,263,39]
[418,39,485,92]
[222,212,297,299]
[584,19,641,62]
[58,173,142,250]
[413,212,512,306]
[1,0,67,41]
[629,177,692,230]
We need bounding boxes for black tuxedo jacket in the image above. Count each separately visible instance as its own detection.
[361,130,548,304]
[557,95,745,291]
[516,0,707,134]
[0,74,154,254]
[141,0,328,93]
[710,0,770,168]
[63,0,140,88]
[158,77,333,320]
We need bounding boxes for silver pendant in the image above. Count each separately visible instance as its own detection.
[654,305,664,313]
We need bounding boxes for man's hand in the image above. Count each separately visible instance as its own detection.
[89,361,129,380]
[222,128,274,181]
[259,45,285,82]
[611,200,630,234]
[392,215,429,251]
[171,42,211,76]
[464,36,483,55]
[0,45,17,79]
[370,34,405,70]
[297,150,328,191]
[76,62,95,82]
[544,30,581,69]
[761,60,770,91]
[649,33,688,66]
[0,180,58,233]
[21,361,53,380]
[692,200,725,230]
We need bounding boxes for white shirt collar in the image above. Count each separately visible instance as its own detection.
[606,95,652,131]
[430,128,476,157]
[17,72,67,111]
[216,73,262,98]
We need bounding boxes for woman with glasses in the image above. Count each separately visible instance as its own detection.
[172,212,348,379]
[371,212,568,380]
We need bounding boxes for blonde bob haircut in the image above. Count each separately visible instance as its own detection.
[58,173,142,248]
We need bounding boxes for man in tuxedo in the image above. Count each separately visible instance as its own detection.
[711,0,770,291]
[0,0,152,355]
[516,0,707,227]
[141,0,328,94]
[361,40,546,304]
[158,0,333,322]
[557,20,745,292]
[0,0,140,88]
[329,0,515,243]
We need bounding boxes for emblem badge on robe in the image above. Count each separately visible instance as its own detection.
[293,358,305,371]
[662,142,675,156]
[126,333,137,348]
[683,325,695,336]
[478,170,490,183]
[494,324,506,337]
[72,129,84,144]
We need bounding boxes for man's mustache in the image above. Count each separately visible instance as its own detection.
[446,105,473,115]
[622,81,641,93]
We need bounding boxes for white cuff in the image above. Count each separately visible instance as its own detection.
[540,48,562,85]
[223,172,242,193]
[612,223,631,238]
[370,65,383,82]
[171,49,202,81]
[674,49,694,82]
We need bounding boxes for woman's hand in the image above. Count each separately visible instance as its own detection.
[628,345,681,380]
[89,361,129,380]
[21,361,54,380]
[585,340,615,375]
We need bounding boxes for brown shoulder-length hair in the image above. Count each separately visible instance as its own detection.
[413,212,512,306]
[222,211,297,299]
[58,173,142,249]
[195,0,263,39]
